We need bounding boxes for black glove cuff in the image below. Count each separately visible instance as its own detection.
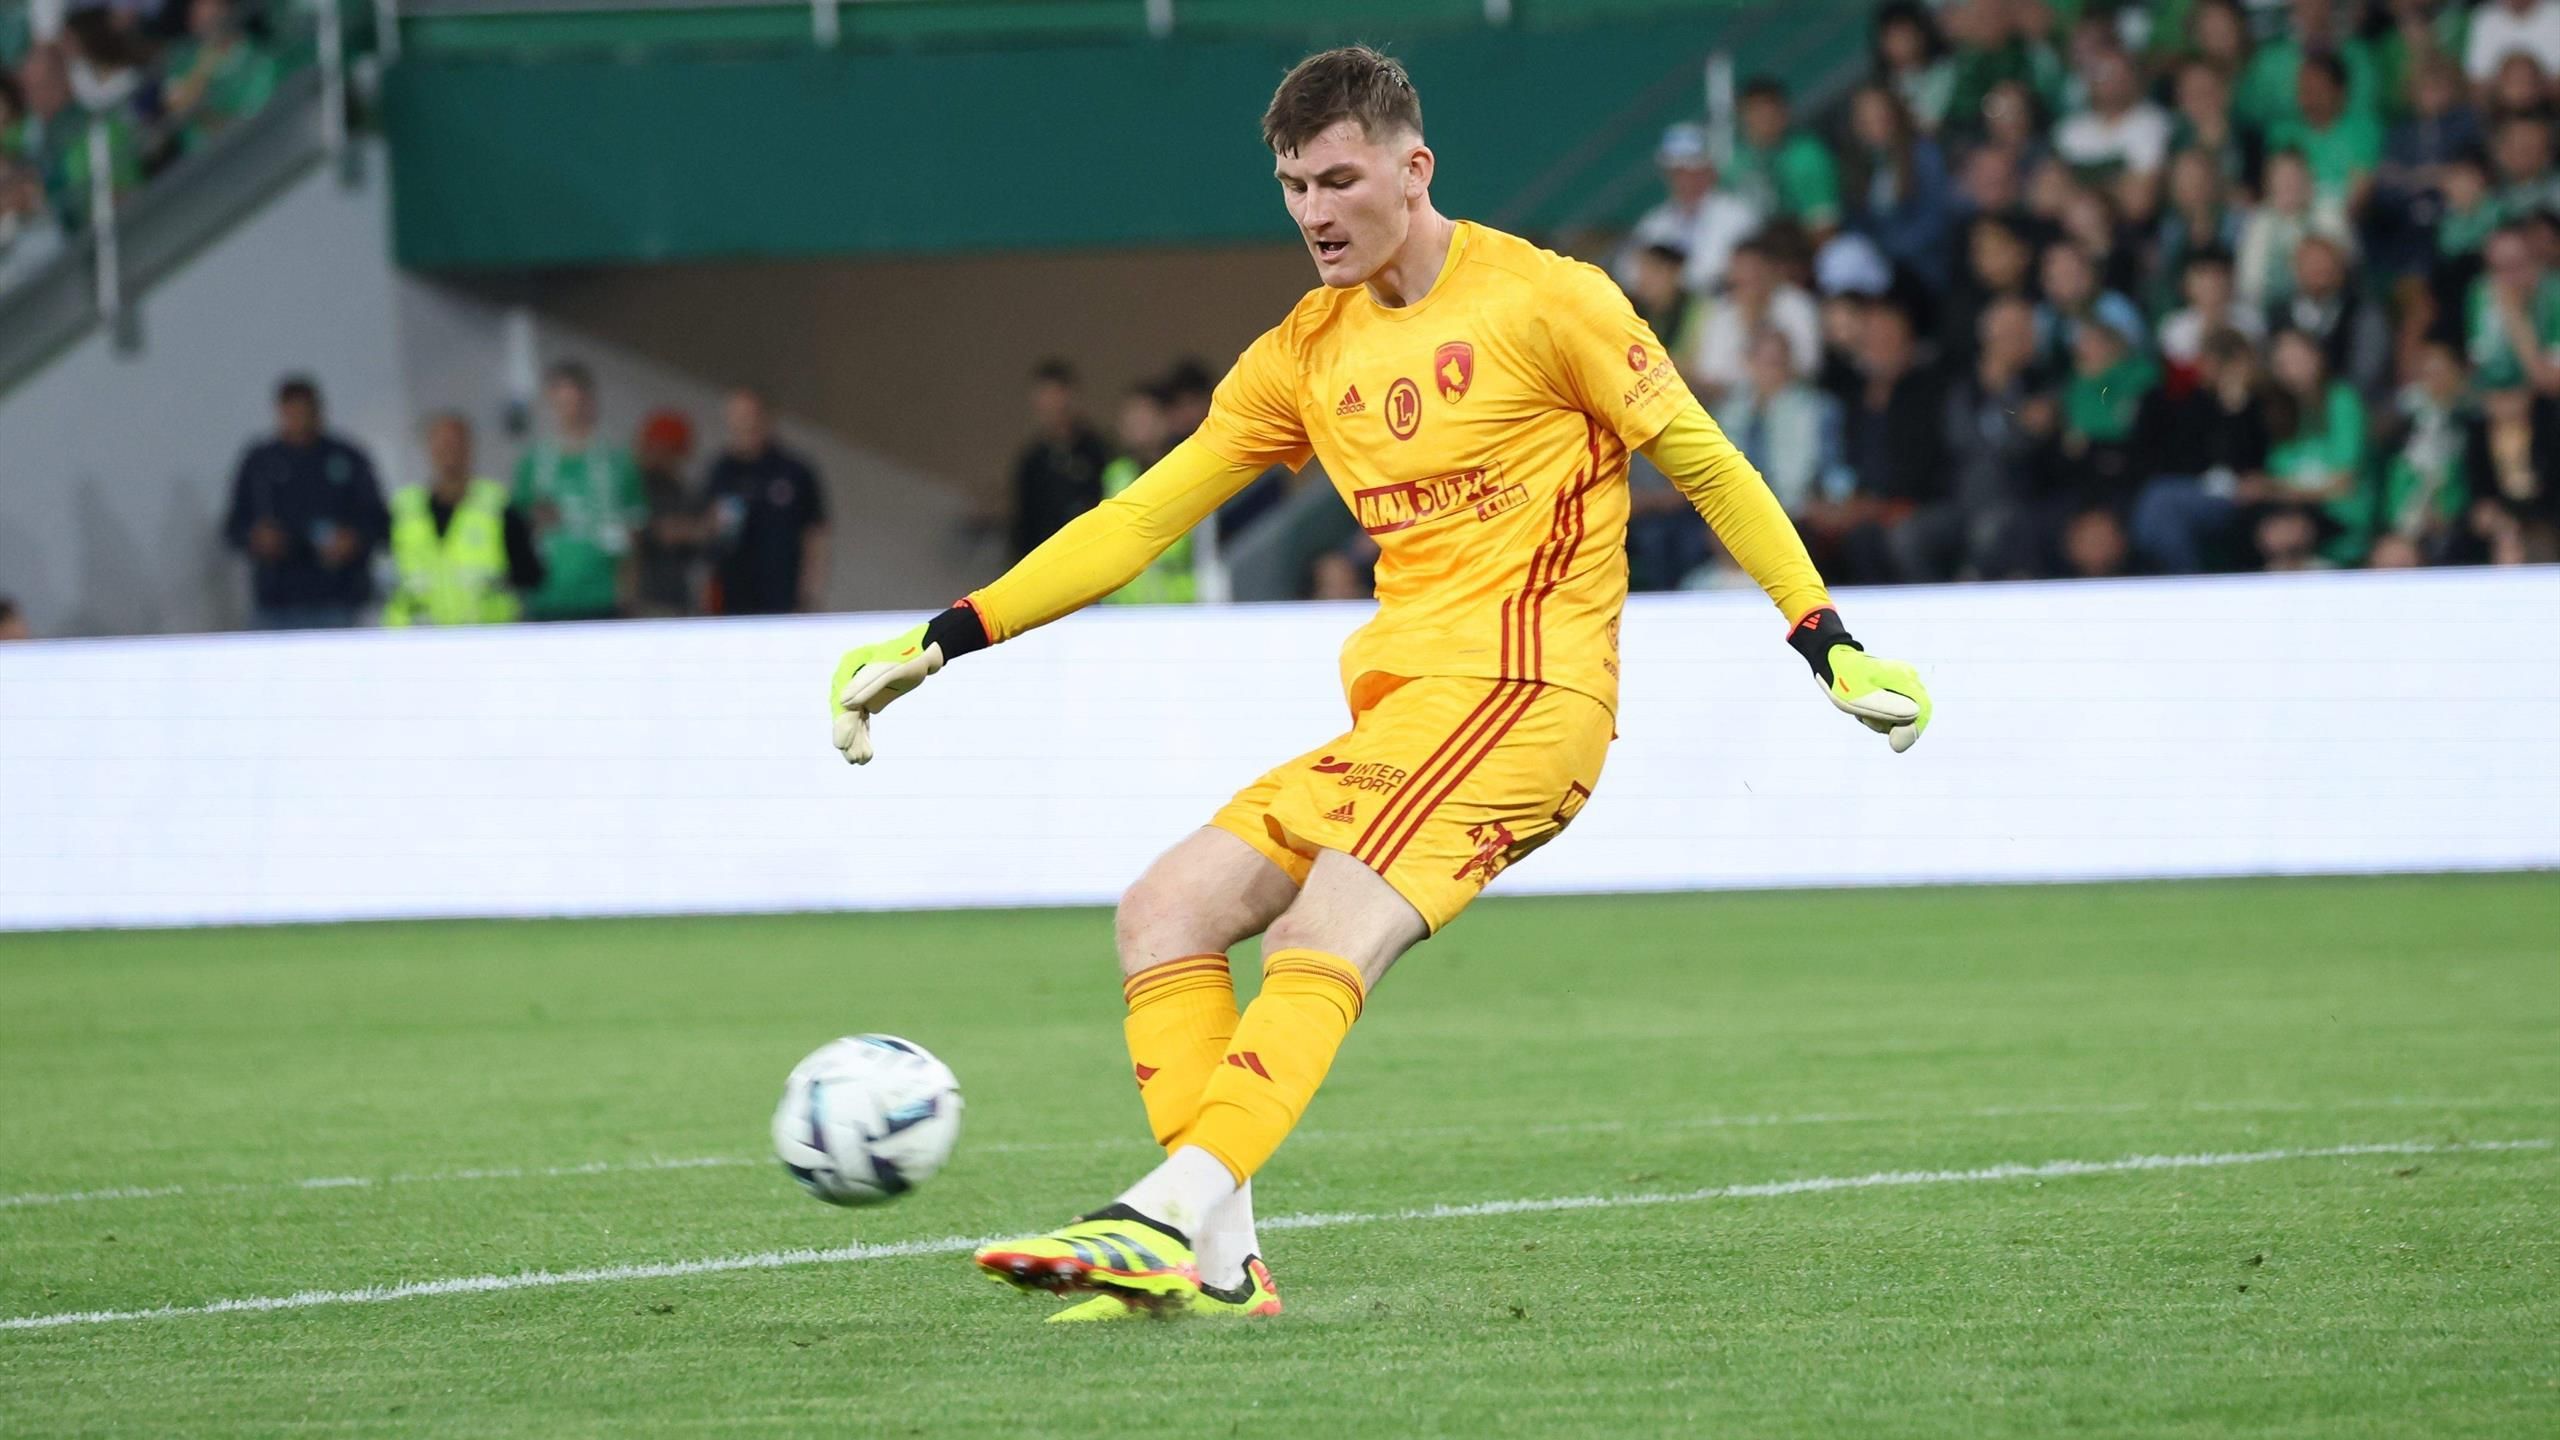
[924,601,991,662]
[1785,606,1861,684]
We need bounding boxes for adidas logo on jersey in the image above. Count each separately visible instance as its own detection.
[1336,385,1366,416]
[1322,800,1357,824]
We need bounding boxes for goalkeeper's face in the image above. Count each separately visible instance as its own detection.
[1275,120,1431,289]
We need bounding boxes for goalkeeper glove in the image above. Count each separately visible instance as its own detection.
[829,605,988,764]
[1786,607,1932,754]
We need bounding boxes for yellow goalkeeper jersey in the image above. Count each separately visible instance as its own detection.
[967,220,1826,711]
[1191,222,1688,712]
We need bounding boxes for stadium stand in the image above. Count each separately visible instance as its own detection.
[1176,0,2560,595]
[2,0,320,251]
[3,0,2556,635]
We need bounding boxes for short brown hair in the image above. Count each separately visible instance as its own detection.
[1261,46,1422,156]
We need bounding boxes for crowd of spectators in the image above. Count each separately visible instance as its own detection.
[1608,0,2560,589]
[212,365,829,631]
[1,0,291,290]
[20,0,2560,634]
[1012,0,2560,603]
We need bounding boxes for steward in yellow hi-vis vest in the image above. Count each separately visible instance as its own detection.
[825,48,1935,1315]
[387,414,545,627]
[1099,451,1198,604]
[1098,380,1198,604]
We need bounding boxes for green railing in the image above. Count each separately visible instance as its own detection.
[387,0,1782,60]
[379,0,1866,269]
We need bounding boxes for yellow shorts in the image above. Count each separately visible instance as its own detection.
[1209,675,1612,933]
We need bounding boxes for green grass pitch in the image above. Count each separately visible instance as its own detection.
[3,874,2556,1438]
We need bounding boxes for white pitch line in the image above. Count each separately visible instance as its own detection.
[1264,1138,2553,1225]
[2,1138,2544,1334]
[0,1154,767,1211]
[3,1095,2551,1212]
[0,1185,188,1208]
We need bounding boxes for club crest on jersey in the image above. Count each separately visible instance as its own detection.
[1385,377,1423,439]
[1434,341,1475,403]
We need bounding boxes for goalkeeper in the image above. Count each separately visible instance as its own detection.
[830,46,1932,1320]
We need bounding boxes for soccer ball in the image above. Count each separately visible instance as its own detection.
[771,1034,963,1206]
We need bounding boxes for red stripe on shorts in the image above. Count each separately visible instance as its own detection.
[1362,681,1541,876]
[1350,681,1510,859]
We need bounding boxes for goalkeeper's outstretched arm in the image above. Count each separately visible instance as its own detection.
[828,438,1268,763]
[1639,399,1934,752]
[963,437,1267,644]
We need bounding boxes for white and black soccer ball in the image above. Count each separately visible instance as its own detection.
[771,1035,963,1206]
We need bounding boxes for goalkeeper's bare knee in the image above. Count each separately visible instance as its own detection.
[1259,849,1426,990]
[1116,829,1296,977]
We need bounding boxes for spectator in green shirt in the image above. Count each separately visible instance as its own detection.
[161,0,280,155]
[2139,0,2203,67]
[2234,0,2381,134]
[2037,316,2149,580]
[51,110,139,226]
[2468,223,2560,392]
[1941,0,2067,146]
[2369,0,2471,123]
[2369,339,2477,567]
[2266,54,2383,213]
[1729,76,1842,235]
[513,361,644,621]
[2062,317,2159,467]
[9,44,136,228]
[2258,327,2373,566]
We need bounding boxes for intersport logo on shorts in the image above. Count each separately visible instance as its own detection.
[1351,465,1528,536]
[1309,755,1409,794]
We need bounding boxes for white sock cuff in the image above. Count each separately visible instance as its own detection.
[1115,1145,1239,1241]
[1195,1180,1260,1289]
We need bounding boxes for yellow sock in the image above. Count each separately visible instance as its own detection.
[1186,948,1366,1182]
[1122,954,1238,1151]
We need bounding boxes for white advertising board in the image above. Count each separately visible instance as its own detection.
[1,569,2554,932]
